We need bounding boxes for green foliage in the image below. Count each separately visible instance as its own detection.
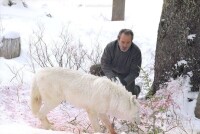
[139,67,154,99]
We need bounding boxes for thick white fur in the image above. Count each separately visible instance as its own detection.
[31,67,140,134]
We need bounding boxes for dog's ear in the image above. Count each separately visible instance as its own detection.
[132,95,136,99]
[130,95,137,104]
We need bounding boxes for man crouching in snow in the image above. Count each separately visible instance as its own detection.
[101,29,142,98]
[31,67,140,134]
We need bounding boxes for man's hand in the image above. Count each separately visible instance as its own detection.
[110,77,117,82]
[110,77,123,85]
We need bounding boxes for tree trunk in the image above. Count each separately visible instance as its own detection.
[0,37,21,59]
[111,0,125,21]
[152,0,200,118]
[195,92,200,118]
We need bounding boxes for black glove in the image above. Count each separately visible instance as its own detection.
[110,77,117,82]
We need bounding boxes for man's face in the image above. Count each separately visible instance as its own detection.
[118,33,132,52]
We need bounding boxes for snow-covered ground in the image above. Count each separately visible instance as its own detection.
[0,0,200,133]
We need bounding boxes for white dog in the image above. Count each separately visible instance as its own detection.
[31,67,140,134]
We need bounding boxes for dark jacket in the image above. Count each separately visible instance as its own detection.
[101,40,142,86]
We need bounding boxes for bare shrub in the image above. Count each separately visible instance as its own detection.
[7,64,24,84]
[29,24,105,73]
[61,40,87,71]
[29,24,88,71]
[87,41,103,65]
[6,64,25,102]
[29,23,54,68]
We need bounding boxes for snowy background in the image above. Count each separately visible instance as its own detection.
[0,0,200,133]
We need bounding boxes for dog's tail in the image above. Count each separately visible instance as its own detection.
[31,77,42,116]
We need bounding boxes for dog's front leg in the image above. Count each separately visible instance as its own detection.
[99,114,117,134]
[87,110,101,133]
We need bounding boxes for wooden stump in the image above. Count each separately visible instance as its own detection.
[0,32,21,59]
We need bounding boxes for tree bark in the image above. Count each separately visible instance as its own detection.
[0,37,21,59]
[195,92,200,118]
[152,0,200,118]
[111,0,125,21]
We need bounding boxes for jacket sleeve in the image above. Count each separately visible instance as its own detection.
[101,45,115,79]
[124,48,142,86]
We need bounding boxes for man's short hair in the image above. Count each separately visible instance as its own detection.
[117,29,134,40]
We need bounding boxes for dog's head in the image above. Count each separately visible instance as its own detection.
[129,95,141,124]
